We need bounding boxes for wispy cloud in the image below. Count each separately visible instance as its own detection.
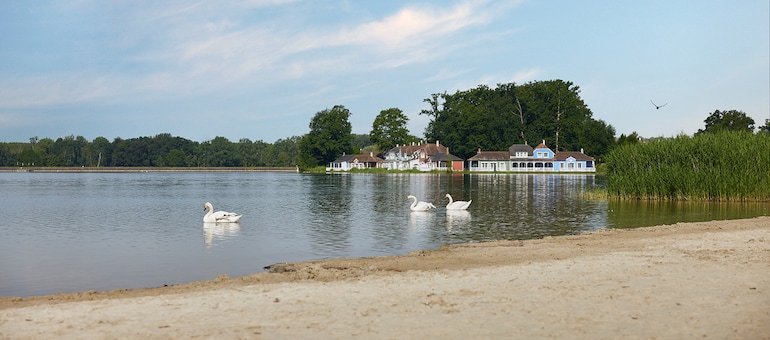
[0,0,523,123]
[149,0,505,87]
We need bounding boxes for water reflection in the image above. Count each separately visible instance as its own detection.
[305,175,354,256]
[203,222,241,248]
[607,200,770,229]
[445,210,471,234]
[408,211,435,232]
[2,172,767,298]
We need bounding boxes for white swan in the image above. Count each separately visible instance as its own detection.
[445,194,472,210]
[203,202,242,223]
[407,195,436,211]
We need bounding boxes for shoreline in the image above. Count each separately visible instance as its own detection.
[0,166,297,173]
[1,216,768,338]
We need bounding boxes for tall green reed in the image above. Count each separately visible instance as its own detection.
[604,131,770,201]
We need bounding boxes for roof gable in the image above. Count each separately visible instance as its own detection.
[554,151,594,161]
[427,152,463,162]
[468,151,509,161]
[508,144,533,155]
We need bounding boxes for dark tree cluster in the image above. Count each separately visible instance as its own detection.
[420,80,616,160]
[0,133,301,168]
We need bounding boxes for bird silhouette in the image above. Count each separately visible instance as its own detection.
[651,100,667,110]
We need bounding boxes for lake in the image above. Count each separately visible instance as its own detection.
[1,172,767,297]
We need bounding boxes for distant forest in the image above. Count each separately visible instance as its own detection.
[0,133,376,168]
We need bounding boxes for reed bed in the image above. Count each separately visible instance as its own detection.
[604,131,770,201]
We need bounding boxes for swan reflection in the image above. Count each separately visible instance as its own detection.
[408,211,434,232]
[446,209,471,233]
[203,222,241,247]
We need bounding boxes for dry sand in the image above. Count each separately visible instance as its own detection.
[2,217,769,339]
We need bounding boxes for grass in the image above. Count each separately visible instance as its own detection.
[604,131,770,201]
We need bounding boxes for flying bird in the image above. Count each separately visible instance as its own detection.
[651,100,667,110]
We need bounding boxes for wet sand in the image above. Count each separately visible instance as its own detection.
[2,217,769,339]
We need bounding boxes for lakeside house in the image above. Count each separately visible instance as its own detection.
[328,152,383,171]
[328,140,594,172]
[381,141,463,171]
[468,141,594,172]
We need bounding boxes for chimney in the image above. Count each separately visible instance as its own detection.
[580,148,584,154]
[436,140,439,146]
[370,152,373,157]
[542,139,545,145]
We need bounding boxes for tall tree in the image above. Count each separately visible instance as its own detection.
[370,108,411,151]
[421,80,612,159]
[696,109,755,134]
[297,105,353,168]
[90,136,112,167]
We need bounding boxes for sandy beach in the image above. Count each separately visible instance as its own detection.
[1,216,769,339]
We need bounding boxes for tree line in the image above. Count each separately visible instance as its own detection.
[297,80,618,168]
[0,134,303,168]
[2,79,766,169]
[297,80,768,168]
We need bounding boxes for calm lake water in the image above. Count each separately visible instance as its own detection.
[1,172,768,297]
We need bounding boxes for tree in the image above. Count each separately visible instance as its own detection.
[617,132,642,146]
[90,136,113,167]
[575,118,616,159]
[270,136,300,167]
[297,105,353,168]
[696,109,755,134]
[165,149,187,167]
[370,108,411,151]
[421,80,614,159]
[758,119,770,134]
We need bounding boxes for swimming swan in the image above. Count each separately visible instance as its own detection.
[445,194,472,210]
[408,195,436,211]
[203,202,242,223]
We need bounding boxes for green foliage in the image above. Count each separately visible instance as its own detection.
[351,134,372,154]
[0,133,300,168]
[370,108,412,151]
[297,105,353,169]
[696,109,755,134]
[616,132,642,146]
[421,80,615,159]
[605,131,770,201]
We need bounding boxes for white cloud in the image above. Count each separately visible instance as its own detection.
[338,2,484,47]
[510,68,541,84]
[155,0,504,85]
[1,1,521,112]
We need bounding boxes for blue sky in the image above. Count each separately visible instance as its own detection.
[1,0,768,143]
